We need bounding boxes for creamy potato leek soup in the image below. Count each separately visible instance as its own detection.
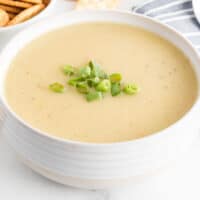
[5,23,198,143]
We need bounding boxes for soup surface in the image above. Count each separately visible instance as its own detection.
[5,23,198,143]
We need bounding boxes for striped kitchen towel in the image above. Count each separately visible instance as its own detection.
[133,0,200,51]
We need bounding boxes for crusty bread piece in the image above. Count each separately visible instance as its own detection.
[8,4,44,25]
[0,8,9,26]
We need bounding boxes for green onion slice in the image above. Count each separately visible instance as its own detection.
[87,77,100,87]
[79,66,91,78]
[123,84,139,95]
[111,82,121,96]
[68,77,83,86]
[76,82,90,94]
[89,60,108,79]
[49,82,65,93]
[96,79,111,92]
[110,73,122,83]
[63,65,75,76]
[86,91,103,102]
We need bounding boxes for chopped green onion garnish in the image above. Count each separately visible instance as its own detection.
[76,82,89,94]
[63,65,75,76]
[49,82,65,93]
[123,84,139,95]
[86,91,103,102]
[49,60,139,102]
[96,79,111,92]
[110,73,122,83]
[79,66,91,78]
[111,82,121,96]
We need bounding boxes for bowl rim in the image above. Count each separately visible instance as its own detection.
[1,10,200,147]
[0,0,56,32]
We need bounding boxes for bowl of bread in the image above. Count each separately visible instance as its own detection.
[0,0,55,28]
[0,0,55,50]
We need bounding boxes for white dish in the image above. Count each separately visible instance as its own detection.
[0,11,200,189]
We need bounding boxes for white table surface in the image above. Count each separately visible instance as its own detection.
[1,0,200,199]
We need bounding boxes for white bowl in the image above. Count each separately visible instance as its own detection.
[0,11,200,189]
[0,0,56,49]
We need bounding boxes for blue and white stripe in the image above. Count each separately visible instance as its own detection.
[133,0,200,51]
